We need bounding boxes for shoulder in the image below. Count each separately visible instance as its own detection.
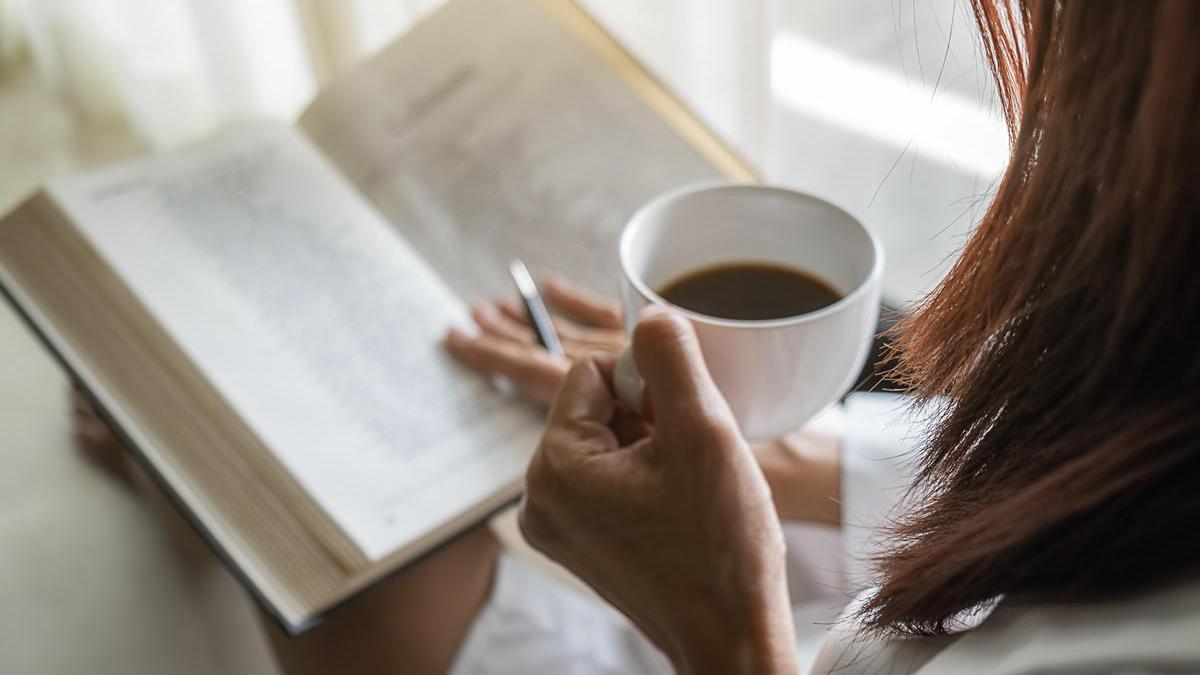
[811,576,1200,675]
[942,575,1200,675]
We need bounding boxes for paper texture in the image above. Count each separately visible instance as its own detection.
[300,0,725,305]
[48,122,540,560]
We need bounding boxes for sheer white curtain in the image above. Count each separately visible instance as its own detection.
[766,0,1005,303]
[563,0,1005,303]
[1,0,1000,302]
[15,0,312,147]
[1,0,769,158]
[7,0,455,148]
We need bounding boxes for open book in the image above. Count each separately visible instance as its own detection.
[0,0,751,633]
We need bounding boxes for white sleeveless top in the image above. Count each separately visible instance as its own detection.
[813,577,1200,675]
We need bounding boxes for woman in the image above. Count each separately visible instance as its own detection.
[82,0,1200,673]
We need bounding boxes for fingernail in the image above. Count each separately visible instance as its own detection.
[473,303,497,320]
[445,327,466,345]
[639,304,672,320]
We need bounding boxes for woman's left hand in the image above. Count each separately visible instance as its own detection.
[444,275,625,406]
[445,275,845,529]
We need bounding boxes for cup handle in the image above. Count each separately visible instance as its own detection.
[612,346,645,415]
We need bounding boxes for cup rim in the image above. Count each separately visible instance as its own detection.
[619,181,885,330]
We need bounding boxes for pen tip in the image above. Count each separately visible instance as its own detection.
[509,259,537,296]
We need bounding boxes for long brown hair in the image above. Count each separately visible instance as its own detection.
[863,0,1200,635]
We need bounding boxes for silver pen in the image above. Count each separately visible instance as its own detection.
[509,259,565,359]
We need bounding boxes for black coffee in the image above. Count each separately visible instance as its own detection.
[657,262,841,321]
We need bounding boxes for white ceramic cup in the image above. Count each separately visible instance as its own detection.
[613,182,884,441]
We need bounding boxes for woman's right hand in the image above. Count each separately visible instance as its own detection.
[518,307,799,675]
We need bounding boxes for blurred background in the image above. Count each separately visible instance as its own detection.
[0,0,1003,672]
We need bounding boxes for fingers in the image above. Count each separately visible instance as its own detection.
[530,352,646,512]
[497,298,624,356]
[472,303,535,345]
[542,275,623,329]
[547,352,618,429]
[71,387,97,416]
[497,298,533,326]
[541,352,649,447]
[529,354,626,509]
[631,306,734,433]
[610,407,653,447]
[74,410,115,446]
[70,388,114,443]
[445,328,567,405]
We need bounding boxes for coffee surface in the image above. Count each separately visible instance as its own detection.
[657,262,841,321]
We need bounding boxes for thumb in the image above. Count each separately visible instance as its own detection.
[631,306,735,434]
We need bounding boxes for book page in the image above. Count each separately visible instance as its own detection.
[47,122,541,561]
[299,0,727,305]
